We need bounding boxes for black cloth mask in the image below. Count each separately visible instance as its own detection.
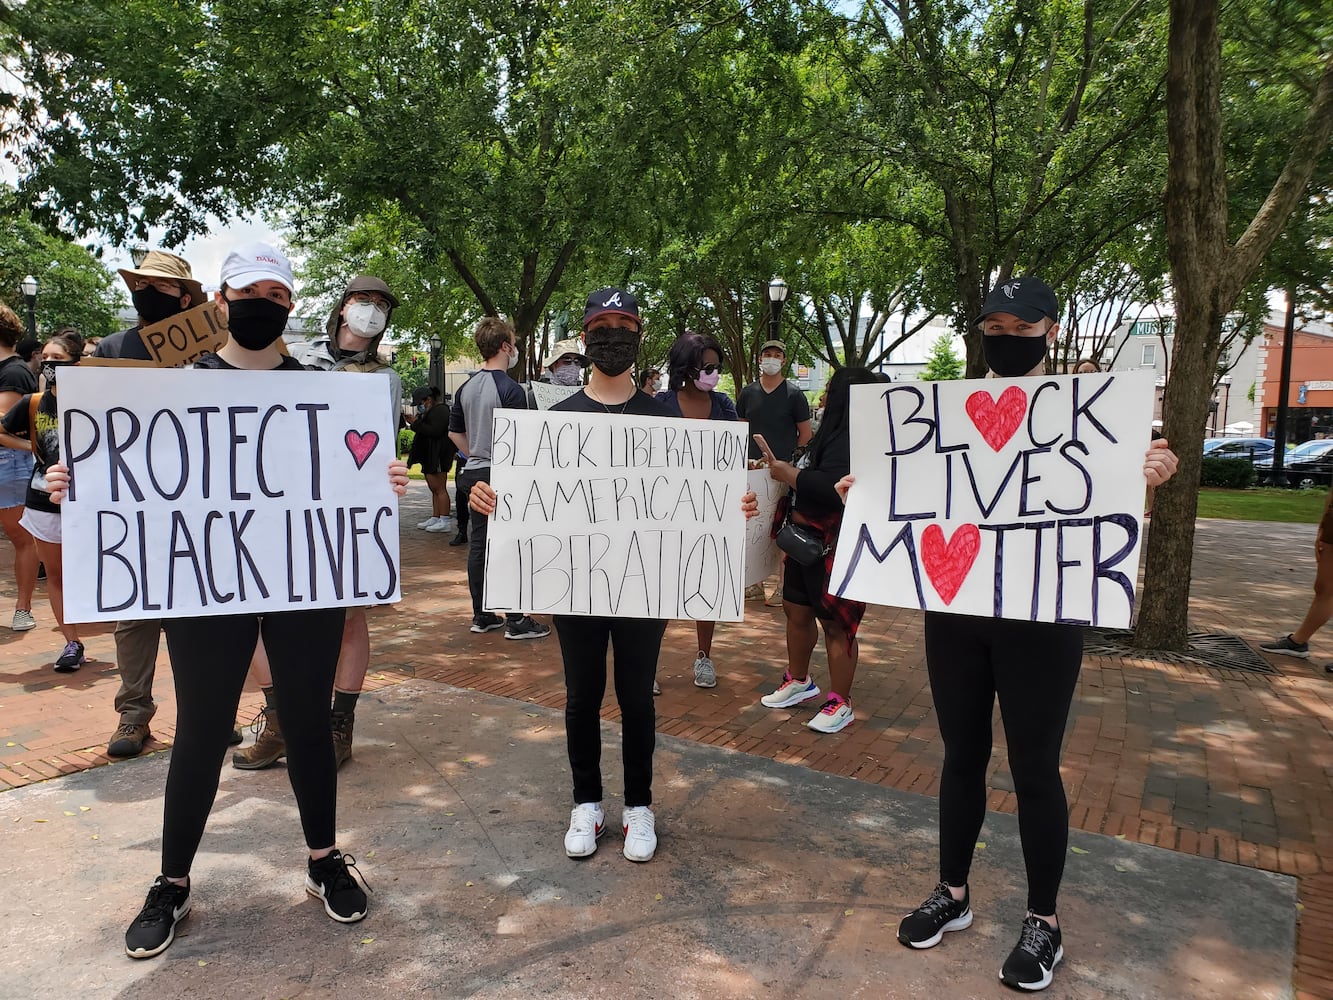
[132,287,185,326]
[583,327,640,377]
[41,359,76,387]
[982,334,1049,377]
[226,297,290,351]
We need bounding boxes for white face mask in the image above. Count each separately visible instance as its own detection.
[505,343,520,370]
[759,358,784,376]
[344,301,387,339]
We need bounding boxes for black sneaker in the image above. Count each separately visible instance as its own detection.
[449,533,469,546]
[897,881,972,949]
[504,615,551,641]
[470,612,505,633]
[999,914,1063,991]
[1259,634,1310,658]
[53,639,86,672]
[306,850,369,923]
[125,876,191,959]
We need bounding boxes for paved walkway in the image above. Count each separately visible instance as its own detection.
[1,486,1330,997]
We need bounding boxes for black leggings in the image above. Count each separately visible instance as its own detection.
[458,467,517,621]
[555,615,665,808]
[159,607,345,878]
[923,612,1083,915]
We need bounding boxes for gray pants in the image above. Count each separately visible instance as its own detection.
[114,618,162,725]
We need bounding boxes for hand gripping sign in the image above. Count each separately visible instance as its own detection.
[57,367,401,622]
[484,409,750,620]
[831,371,1155,627]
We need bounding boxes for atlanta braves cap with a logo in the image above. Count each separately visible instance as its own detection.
[582,287,641,327]
[973,277,1059,326]
[220,242,295,294]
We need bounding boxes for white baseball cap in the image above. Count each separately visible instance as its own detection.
[220,241,294,293]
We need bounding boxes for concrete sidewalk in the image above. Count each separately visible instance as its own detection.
[0,681,1295,999]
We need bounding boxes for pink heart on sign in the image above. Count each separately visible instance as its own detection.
[965,385,1028,451]
[344,430,379,470]
[920,523,981,605]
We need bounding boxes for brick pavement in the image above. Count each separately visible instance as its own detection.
[1,486,1330,997]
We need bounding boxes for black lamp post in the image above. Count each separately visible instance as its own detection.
[767,275,789,366]
[130,245,150,268]
[428,333,442,397]
[20,275,37,339]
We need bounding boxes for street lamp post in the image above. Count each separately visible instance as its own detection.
[20,275,38,339]
[767,277,789,345]
[428,333,442,398]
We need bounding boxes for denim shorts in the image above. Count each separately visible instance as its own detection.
[0,448,34,509]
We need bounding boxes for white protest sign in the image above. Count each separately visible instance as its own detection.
[745,469,786,587]
[485,409,749,620]
[529,381,581,410]
[58,367,401,622]
[831,372,1155,626]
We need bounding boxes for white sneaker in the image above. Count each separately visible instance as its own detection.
[693,653,716,688]
[761,672,821,709]
[417,516,440,530]
[807,695,854,734]
[425,516,454,533]
[564,802,605,858]
[622,806,657,862]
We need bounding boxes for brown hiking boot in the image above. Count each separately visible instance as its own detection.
[107,722,151,758]
[331,711,354,769]
[231,707,286,769]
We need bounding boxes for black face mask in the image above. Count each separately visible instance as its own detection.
[132,287,185,326]
[41,359,76,387]
[225,296,290,351]
[982,334,1049,377]
[583,326,640,377]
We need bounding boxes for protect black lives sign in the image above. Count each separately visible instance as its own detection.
[57,368,402,622]
[831,372,1155,627]
[484,410,750,621]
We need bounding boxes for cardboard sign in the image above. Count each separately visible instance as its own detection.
[831,372,1155,626]
[484,409,750,620]
[745,469,786,587]
[138,301,228,367]
[57,367,401,622]
[529,381,581,410]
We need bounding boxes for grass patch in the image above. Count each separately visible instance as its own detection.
[1195,487,1327,523]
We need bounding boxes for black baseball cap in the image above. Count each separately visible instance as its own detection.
[582,287,641,327]
[411,386,438,404]
[973,277,1059,327]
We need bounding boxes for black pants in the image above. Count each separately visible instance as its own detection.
[923,612,1083,915]
[160,607,345,878]
[458,466,517,621]
[555,615,665,808]
[453,453,469,537]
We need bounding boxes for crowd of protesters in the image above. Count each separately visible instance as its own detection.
[4,254,1191,991]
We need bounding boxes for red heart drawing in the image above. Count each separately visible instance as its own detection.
[965,385,1028,451]
[344,430,380,470]
[920,523,981,605]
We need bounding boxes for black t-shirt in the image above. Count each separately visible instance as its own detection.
[1,391,60,513]
[0,355,37,396]
[93,325,153,361]
[192,352,307,372]
[737,380,811,461]
[551,388,672,417]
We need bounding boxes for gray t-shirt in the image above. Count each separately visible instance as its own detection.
[448,369,528,470]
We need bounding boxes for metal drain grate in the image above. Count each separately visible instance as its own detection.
[1083,629,1278,674]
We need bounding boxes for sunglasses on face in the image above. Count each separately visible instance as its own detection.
[697,363,723,376]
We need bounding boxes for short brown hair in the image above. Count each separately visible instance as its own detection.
[0,301,23,350]
[47,327,85,360]
[474,315,515,360]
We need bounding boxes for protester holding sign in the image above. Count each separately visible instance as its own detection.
[756,366,877,734]
[0,301,38,634]
[836,278,1178,992]
[655,331,739,690]
[1,330,87,670]
[470,287,760,864]
[49,243,409,959]
[92,252,211,756]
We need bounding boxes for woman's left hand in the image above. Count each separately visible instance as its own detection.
[388,459,410,496]
[1144,439,1178,487]
[45,463,70,503]
[741,489,759,520]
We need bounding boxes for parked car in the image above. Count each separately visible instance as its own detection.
[1254,439,1333,488]
[1202,437,1274,463]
